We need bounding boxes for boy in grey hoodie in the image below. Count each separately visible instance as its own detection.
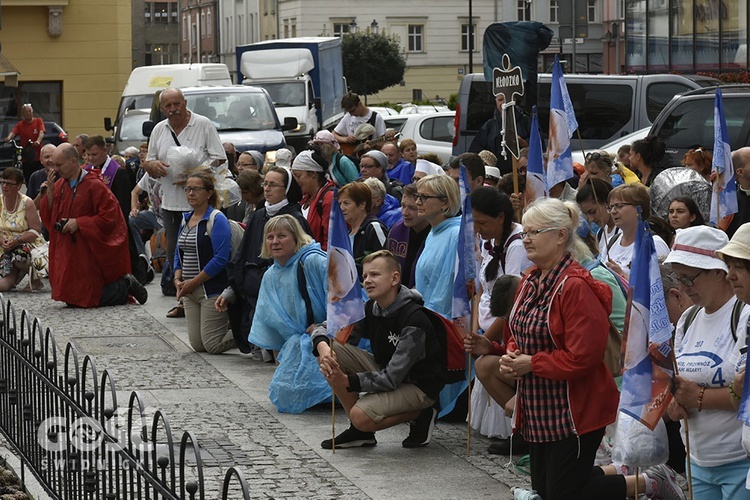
[312,250,447,449]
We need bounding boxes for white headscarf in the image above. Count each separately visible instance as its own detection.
[415,159,445,176]
[291,150,324,172]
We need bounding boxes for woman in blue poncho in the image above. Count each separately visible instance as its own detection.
[413,174,465,418]
[248,214,331,413]
[414,174,461,317]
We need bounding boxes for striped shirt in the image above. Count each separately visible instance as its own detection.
[510,254,576,443]
[178,223,200,280]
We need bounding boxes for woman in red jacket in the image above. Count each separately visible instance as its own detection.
[292,149,335,250]
[501,197,621,499]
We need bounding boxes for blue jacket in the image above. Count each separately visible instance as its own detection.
[386,158,414,185]
[377,194,403,229]
[175,206,231,297]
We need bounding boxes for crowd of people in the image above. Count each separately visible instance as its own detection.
[13,87,750,499]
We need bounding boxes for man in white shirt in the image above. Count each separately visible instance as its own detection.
[333,92,386,154]
[143,88,226,300]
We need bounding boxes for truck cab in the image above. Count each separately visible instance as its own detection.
[236,37,346,151]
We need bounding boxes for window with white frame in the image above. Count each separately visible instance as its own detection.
[207,11,212,38]
[183,15,187,40]
[201,12,206,37]
[408,24,423,52]
[517,0,531,21]
[617,0,625,19]
[291,19,297,38]
[333,23,351,37]
[587,0,596,22]
[550,0,559,23]
[283,19,289,38]
[460,24,476,52]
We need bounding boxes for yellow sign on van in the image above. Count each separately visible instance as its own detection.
[148,76,174,88]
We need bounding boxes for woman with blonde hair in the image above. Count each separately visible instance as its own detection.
[414,174,461,318]
[248,214,331,413]
[501,197,621,499]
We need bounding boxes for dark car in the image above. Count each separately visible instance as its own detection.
[0,119,69,169]
[649,85,750,167]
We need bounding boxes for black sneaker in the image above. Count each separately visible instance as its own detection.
[402,407,437,448]
[321,425,376,450]
[125,274,148,305]
[487,433,528,456]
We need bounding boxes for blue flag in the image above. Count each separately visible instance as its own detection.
[525,105,547,202]
[739,325,750,425]
[546,54,578,189]
[452,164,477,321]
[710,88,738,226]
[326,193,365,342]
[618,217,674,431]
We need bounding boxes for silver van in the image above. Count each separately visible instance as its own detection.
[452,73,719,156]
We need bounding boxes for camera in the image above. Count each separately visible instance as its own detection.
[54,219,68,232]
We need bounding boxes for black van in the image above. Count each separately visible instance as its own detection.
[452,73,719,156]
[650,85,750,167]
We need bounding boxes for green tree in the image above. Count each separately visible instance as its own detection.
[342,31,406,99]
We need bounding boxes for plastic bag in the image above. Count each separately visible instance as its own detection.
[611,412,669,468]
[162,145,207,185]
[212,163,241,208]
[268,334,332,414]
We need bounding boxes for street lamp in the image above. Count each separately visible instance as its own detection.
[349,20,357,34]
[370,19,379,34]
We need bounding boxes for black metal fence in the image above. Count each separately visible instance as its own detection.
[0,296,251,499]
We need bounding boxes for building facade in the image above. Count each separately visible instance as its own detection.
[217,0,260,79]
[0,0,132,137]
[625,0,748,73]
[273,0,610,103]
[180,0,220,63]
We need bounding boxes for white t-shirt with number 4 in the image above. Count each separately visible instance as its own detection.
[675,298,750,468]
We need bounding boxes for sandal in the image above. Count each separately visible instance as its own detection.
[166,304,185,318]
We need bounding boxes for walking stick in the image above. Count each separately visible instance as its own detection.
[511,156,522,223]
[330,337,336,454]
[466,295,480,457]
[671,352,694,500]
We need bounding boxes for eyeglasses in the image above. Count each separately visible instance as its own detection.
[183,186,208,193]
[0,181,19,186]
[519,227,560,239]
[606,202,634,213]
[414,193,446,203]
[675,269,705,287]
[261,181,284,189]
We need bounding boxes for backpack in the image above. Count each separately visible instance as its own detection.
[682,300,746,343]
[315,184,336,218]
[149,228,169,272]
[392,301,467,384]
[207,209,244,260]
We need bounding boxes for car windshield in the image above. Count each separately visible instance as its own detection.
[186,93,277,131]
[117,113,149,142]
[117,95,155,121]
[658,96,750,150]
[258,82,306,107]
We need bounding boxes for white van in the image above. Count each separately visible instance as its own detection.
[105,63,232,153]
[452,72,719,156]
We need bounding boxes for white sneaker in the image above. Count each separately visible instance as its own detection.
[644,464,686,500]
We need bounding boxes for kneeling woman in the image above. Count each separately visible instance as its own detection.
[501,198,620,499]
[248,215,331,413]
[174,171,237,354]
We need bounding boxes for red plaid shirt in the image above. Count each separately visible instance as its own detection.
[510,254,576,443]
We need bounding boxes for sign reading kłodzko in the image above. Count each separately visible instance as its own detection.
[492,53,525,159]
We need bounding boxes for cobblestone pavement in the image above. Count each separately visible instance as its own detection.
[2,281,532,499]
